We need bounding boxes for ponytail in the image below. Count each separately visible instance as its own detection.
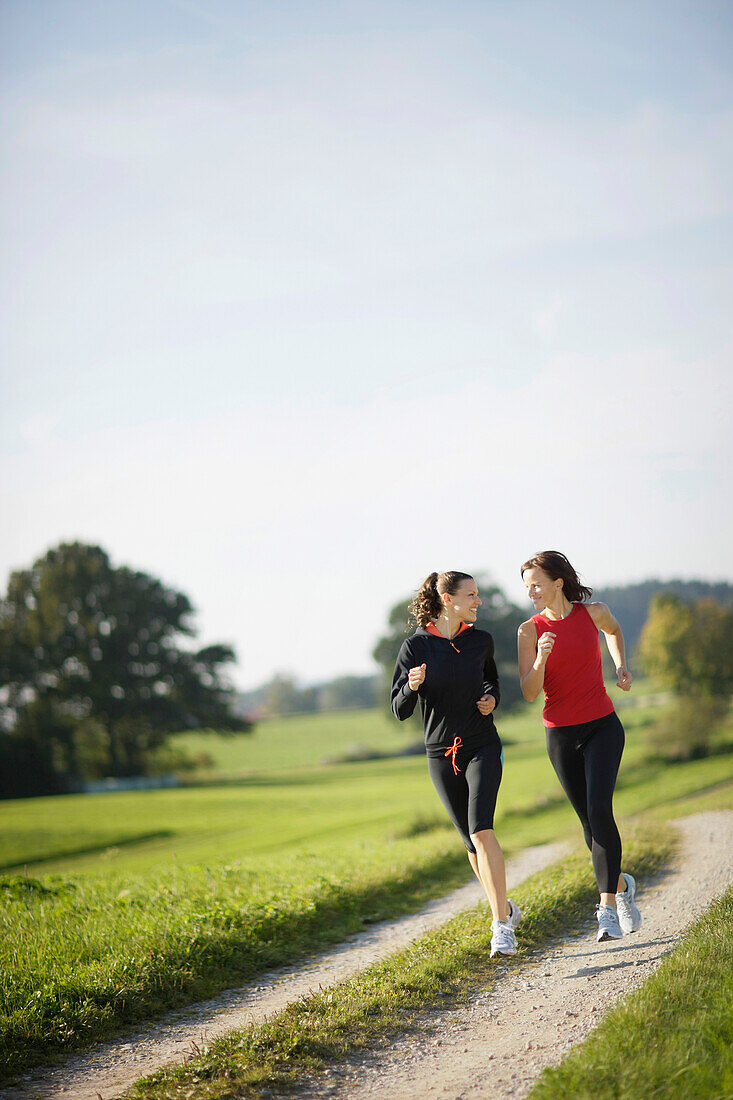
[409,571,474,628]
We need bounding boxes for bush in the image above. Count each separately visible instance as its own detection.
[645,694,730,762]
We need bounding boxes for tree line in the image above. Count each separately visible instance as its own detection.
[1,543,731,797]
[243,574,529,720]
[237,672,379,718]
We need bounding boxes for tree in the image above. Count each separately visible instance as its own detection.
[0,542,250,791]
[372,574,526,715]
[594,579,733,667]
[638,594,733,760]
[638,595,733,698]
[261,674,316,717]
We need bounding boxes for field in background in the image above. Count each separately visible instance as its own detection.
[170,684,669,776]
[174,704,428,773]
[0,693,676,877]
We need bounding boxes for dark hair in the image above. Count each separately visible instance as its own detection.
[410,571,474,628]
[520,551,593,603]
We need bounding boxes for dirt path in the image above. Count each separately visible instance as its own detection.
[9,842,567,1100]
[296,811,733,1100]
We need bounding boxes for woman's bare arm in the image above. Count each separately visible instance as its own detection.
[588,602,632,691]
[518,620,555,701]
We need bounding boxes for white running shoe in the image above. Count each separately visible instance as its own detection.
[506,898,522,930]
[596,904,623,942]
[615,872,642,934]
[490,920,517,957]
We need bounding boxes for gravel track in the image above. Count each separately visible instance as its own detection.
[296,811,732,1100]
[10,812,730,1100]
[8,841,567,1099]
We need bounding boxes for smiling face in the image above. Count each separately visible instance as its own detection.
[443,578,482,622]
[523,566,563,611]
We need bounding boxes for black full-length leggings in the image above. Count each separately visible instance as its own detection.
[545,711,625,894]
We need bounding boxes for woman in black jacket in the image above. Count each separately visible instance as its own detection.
[392,570,520,956]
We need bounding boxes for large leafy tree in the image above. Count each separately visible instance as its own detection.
[0,543,249,788]
[373,573,526,715]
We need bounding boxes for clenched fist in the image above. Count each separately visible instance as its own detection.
[408,663,427,691]
[616,667,632,691]
[476,694,496,716]
[535,631,556,668]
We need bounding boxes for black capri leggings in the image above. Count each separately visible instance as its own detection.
[546,711,625,894]
[427,737,503,854]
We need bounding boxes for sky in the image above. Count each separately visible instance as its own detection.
[1,0,732,690]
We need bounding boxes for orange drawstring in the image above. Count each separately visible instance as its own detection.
[444,735,463,775]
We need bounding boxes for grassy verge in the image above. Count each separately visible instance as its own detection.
[128,824,674,1100]
[0,829,469,1080]
[529,887,733,1100]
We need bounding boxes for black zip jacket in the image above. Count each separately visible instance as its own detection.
[391,625,501,757]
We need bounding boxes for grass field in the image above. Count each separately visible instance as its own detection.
[172,705,426,774]
[1,697,731,1080]
[0,701,703,877]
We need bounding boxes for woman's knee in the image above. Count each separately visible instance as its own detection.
[469,828,496,852]
[588,805,618,841]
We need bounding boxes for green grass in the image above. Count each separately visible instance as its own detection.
[0,757,448,874]
[1,700,730,1082]
[528,886,733,1100]
[0,702,665,876]
[0,707,427,874]
[171,707,424,775]
[0,828,472,1078]
[127,824,676,1100]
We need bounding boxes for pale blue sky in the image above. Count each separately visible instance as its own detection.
[2,1,731,687]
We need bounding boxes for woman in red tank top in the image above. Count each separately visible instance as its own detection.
[517,551,642,944]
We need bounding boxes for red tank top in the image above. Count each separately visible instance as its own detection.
[532,603,614,727]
